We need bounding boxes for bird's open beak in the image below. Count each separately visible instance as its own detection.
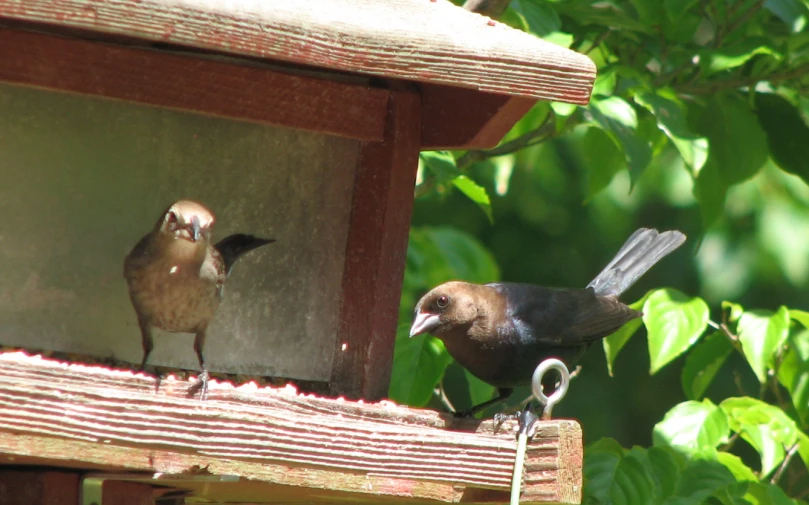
[190,216,201,242]
[409,312,441,338]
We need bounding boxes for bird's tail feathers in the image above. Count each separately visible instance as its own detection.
[587,228,685,296]
[215,234,275,274]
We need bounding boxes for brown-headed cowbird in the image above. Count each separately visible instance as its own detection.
[124,200,274,399]
[409,228,686,416]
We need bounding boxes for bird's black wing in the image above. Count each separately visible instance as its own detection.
[487,282,640,347]
[214,234,275,275]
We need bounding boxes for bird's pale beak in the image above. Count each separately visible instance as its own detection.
[190,216,201,242]
[409,312,441,338]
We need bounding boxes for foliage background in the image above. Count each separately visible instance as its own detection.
[390,0,809,502]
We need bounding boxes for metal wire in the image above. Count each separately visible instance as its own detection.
[510,358,572,505]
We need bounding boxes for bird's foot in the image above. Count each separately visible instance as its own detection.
[187,369,209,401]
[493,403,540,436]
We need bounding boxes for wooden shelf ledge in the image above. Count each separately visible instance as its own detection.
[0,352,582,504]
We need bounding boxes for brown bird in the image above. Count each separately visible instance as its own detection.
[410,228,686,416]
[124,200,274,399]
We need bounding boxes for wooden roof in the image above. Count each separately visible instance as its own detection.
[0,0,596,105]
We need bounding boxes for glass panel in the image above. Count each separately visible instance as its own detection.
[0,82,358,380]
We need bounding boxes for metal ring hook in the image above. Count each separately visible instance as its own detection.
[530,358,570,420]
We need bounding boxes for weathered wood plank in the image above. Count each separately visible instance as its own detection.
[0,28,389,141]
[0,0,596,105]
[330,83,421,401]
[0,352,582,504]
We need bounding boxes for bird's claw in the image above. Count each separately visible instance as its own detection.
[187,369,209,401]
[493,403,540,437]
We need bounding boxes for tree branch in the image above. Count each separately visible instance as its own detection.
[456,111,558,169]
[677,62,809,94]
[770,442,800,485]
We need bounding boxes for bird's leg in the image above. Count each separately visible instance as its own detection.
[137,317,154,370]
[187,329,209,401]
[454,387,513,418]
[494,401,540,435]
[136,318,163,393]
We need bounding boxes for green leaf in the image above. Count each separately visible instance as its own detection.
[701,38,780,75]
[665,0,699,20]
[693,159,728,229]
[764,0,809,32]
[419,151,459,183]
[452,175,493,223]
[584,447,658,505]
[776,328,809,425]
[723,301,745,325]
[745,482,798,505]
[653,399,730,453]
[716,452,758,482]
[635,92,708,175]
[690,94,769,186]
[515,0,561,36]
[720,397,799,476]
[681,331,733,400]
[463,368,496,407]
[791,309,809,329]
[756,93,809,183]
[555,0,654,33]
[647,446,686,500]
[675,458,738,502]
[603,292,650,376]
[644,288,710,374]
[737,307,790,383]
[588,96,652,186]
[388,326,452,406]
[588,437,627,456]
[798,431,809,470]
[581,126,625,200]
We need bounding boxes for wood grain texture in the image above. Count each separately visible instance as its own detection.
[0,28,388,141]
[330,84,420,401]
[0,0,596,105]
[0,352,583,504]
[0,470,79,505]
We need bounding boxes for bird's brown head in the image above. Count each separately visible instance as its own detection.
[156,200,216,243]
[409,281,482,339]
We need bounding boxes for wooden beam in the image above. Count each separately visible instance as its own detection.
[0,0,596,104]
[0,28,389,142]
[330,84,421,401]
[420,84,538,150]
[0,352,582,504]
[0,470,79,505]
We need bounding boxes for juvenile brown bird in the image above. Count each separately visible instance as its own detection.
[124,200,274,399]
[410,228,686,416]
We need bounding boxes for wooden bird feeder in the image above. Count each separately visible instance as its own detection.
[0,0,595,503]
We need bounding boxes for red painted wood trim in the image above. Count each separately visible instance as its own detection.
[0,470,80,505]
[102,481,155,505]
[330,84,421,400]
[420,83,539,149]
[0,28,388,141]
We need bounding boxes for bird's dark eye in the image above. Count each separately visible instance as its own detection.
[436,295,449,308]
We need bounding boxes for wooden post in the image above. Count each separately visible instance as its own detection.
[331,84,422,401]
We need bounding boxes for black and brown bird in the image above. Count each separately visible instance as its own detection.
[124,200,274,399]
[409,228,686,416]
